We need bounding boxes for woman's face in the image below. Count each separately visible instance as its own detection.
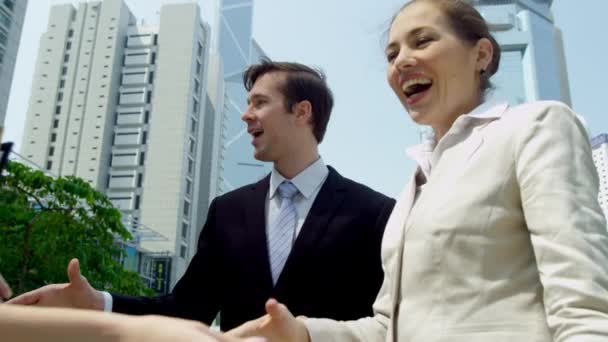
[386,1,489,137]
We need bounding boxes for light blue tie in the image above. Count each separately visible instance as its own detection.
[268,181,299,285]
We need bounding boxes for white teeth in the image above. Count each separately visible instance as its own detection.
[401,78,432,92]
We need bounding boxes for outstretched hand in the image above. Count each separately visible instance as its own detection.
[7,258,105,310]
[0,273,12,303]
[227,299,310,342]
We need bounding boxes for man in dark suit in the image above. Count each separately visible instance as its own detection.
[8,60,395,331]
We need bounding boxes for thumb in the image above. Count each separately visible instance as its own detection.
[265,299,291,323]
[67,258,87,287]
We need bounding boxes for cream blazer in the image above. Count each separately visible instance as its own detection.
[305,101,608,342]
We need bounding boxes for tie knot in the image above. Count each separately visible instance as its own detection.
[278,181,298,199]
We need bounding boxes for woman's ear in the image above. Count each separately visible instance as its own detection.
[476,37,494,73]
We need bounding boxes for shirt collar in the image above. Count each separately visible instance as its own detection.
[405,98,508,163]
[269,157,328,200]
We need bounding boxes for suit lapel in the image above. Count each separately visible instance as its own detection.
[275,166,347,286]
[244,175,274,291]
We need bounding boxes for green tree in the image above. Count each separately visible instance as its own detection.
[0,161,152,296]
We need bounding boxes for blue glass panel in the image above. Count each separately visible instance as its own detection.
[222,6,253,60]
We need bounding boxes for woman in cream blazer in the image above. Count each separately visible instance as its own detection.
[228,0,608,341]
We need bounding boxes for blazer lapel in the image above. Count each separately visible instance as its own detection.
[276,166,347,285]
[244,175,274,291]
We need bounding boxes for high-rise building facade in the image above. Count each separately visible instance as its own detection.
[0,0,28,138]
[20,0,212,288]
[474,0,571,105]
[214,0,271,197]
[592,134,608,219]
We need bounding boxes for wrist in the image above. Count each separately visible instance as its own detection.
[92,290,106,311]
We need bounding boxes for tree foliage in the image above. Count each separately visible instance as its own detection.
[0,162,153,296]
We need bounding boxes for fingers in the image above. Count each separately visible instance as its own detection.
[0,273,12,300]
[225,315,268,338]
[6,290,40,305]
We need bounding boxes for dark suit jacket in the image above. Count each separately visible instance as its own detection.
[113,166,395,331]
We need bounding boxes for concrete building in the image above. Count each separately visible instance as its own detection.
[592,134,608,219]
[0,0,28,138]
[474,0,571,105]
[20,0,212,288]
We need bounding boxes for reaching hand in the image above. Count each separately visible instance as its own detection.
[227,299,310,342]
[0,273,12,303]
[7,258,104,310]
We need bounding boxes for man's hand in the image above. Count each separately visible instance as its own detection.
[227,299,310,342]
[0,273,12,303]
[7,258,105,310]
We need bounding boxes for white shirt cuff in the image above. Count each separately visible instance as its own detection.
[102,291,113,312]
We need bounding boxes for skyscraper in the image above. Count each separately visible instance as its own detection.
[0,0,28,138]
[214,0,271,197]
[474,0,571,105]
[20,0,213,288]
[592,133,608,220]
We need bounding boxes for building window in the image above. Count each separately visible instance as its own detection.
[137,173,143,187]
[189,138,195,155]
[57,92,63,102]
[51,133,57,142]
[48,147,55,157]
[181,223,188,239]
[134,195,140,210]
[183,201,190,216]
[64,54,69,63]
[151,52,156,64]
[197,42,203,57]
[53,119,59,128]
[144,111,150,124]
[196,61,201,75]
[148,71,154,84]
[61,66,67,75]
[190,118,197,135]
[68,29,74,37]
[142,131,147,145]
[139,152,145,166]
[180,245,187,259]
[193,99,198,113]
[194,79,200,94]
[186,179,191,196]
[66,41,72,50]
[46,161,52,170]
[55,106,61,114]
[59,79,65,88]
[187,159,193,175]
[146,91,152,104]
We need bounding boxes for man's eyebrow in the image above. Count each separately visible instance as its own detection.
[247,93,268,105]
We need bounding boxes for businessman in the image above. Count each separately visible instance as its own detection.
[9,60,395,331]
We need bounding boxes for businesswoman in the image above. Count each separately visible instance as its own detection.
[228,0,608,341]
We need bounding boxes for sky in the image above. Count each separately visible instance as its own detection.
[3,0,607,198]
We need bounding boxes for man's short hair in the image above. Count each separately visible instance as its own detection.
[243,59,334,143]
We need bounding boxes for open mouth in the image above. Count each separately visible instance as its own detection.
[249,128,264,139]
[402,78,433,99]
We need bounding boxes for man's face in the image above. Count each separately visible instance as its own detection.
[242,72,297,163]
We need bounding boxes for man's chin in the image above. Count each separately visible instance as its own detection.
[253,151,272,162]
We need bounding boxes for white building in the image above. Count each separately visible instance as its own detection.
[592,134,608,217]
[0,0,28,138]
[20,0,214,288]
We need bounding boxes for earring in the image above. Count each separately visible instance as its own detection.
[479,69,486,75]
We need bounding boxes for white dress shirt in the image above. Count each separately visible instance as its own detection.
[267,157,329,237]
[103,157,329,312]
